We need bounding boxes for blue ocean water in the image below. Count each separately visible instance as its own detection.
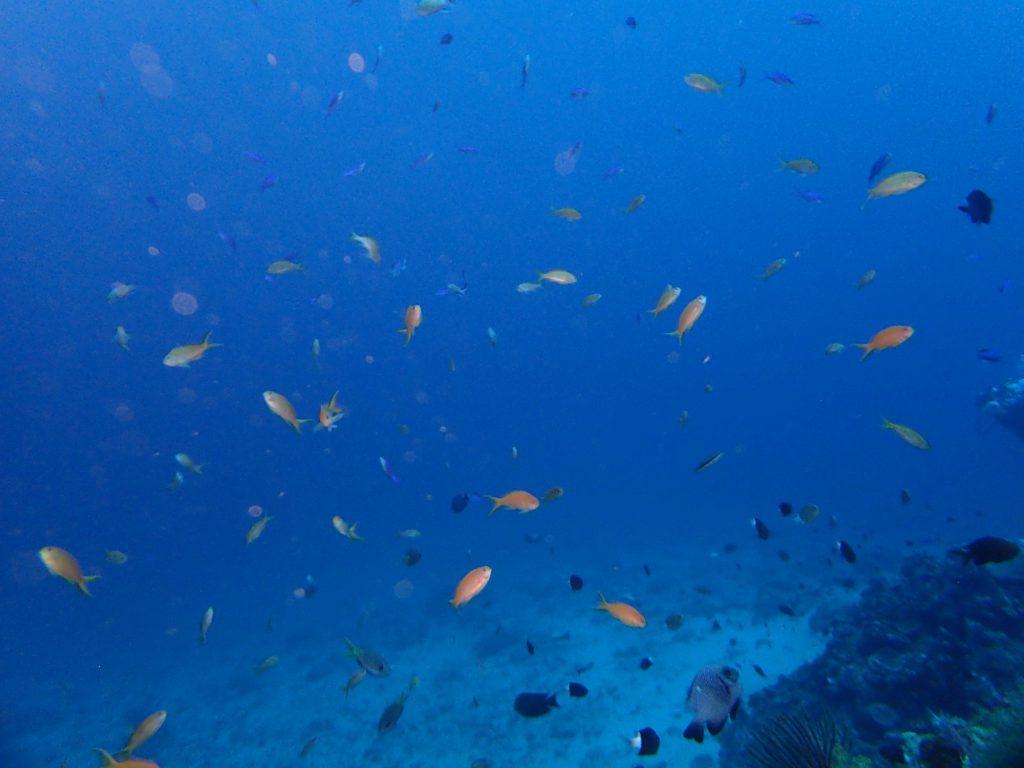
[1,1,1022,766]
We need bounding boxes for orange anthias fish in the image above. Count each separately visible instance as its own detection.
[854,325,914,361]
[38,546,98,596]
[667,295,707,344]
[398,305,422,346]
[316,390,344,432]
[450,565,492,608]
[486,490,540,516]
[118,711,167,757]
[162,331,222,368]
[649,284,681,317]
[94,748,159,768]
[262,391,310,433]
[595,592,646,628]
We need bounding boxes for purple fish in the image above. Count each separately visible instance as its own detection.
[765,71,795,86]
[798,190,824,204]
[243,151,266,164]
[683,666,742,743]
[379,456,400,484]
[260,174,278,191]
[977,348,1002,363]
[738,64,747,88]
[440,33,454,45]
[603,165,625,178]
[789,11,820,25]
[868,152,892,184]
[570,87,590,99]
[327,90,345,114]
[457,145,481,154]
[625,16,637,29]
[218,231,237,251]
[145,195,160,209]
[411,152,434,169]
[343,162,366,177]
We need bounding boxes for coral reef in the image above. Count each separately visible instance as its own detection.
[978,355,1024,439]
[967,683,1024,768]
[718,554,1024,767]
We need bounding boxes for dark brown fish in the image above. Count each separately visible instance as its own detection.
[666,613,684,630]
[695,451,725,473]
[345,638,390,676]
[541,486,564,502]
[683,665,742,743]
[948,536,1020,566]
[378,692,409,734]
[299,736,318,757]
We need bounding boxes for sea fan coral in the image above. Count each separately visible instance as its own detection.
[746,710,842,768]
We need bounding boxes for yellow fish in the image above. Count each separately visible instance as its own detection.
[684,73,727,93]
[649,285,681,317]
[781,158,819,175]
[624,194,646,213]
[552,207,582,221]
[538,269,577,285]
[38,546,98,596]
[263,391,309,433]
[866,171,926,204]
[398,305,422,346]
[581,293,602,307]
[105,550,128,565]
[351,233,381,264]
[517,281,542,293]
[266,260,303,275]
[162,331,221,368]
[882,418,930,450]
[332,515,362,540]
[175,453,204,474]
[107,282,137,303]
[118,710,167,757]
[245,515,272,544]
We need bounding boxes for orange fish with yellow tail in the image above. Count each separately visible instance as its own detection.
[94,748,159,768]
[398,305,422,346]
[450,565,492,608]
[38,546,98,596]
[666,295,707,344]
[486,490,540,516]
[316,390,344,432]
[262,391,309,433]
[853,325,914,360]
[595,592,646,627]
[649,285,681,317]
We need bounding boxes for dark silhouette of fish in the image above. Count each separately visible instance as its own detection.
[977,348,1002,363]
[958,189,993,224]
[986,104,997,125]
[624,16,637,29]
[765,71,795,86]
[632,727,660,756]
[949,536,1019,566]
[836,540,856,563]
[868,152,891,184]
[683,665,742,743]
[451,493,469,513]
[514,692,558,718]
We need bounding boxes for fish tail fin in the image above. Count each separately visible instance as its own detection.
[344,637,358,655]
[78,575,100,597]
[94,749,119,767]
[548,693,560,708]
[947,547,971,564]
[397,328,413,345]
[853,343,873,361]
[594,591,608,611]
[683,721,705,743]
[881,418,893,430]
[448,597,459,609]
[293,418,311,434]
[348,523,361,541]
[486,496,501,515]
[328,390,340,412]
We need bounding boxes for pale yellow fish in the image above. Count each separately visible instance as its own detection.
[107,281,137,303]
[332,515,362,540]
[311,338,321,367]
[266,259,303,275]
[552,207,582,221]
[649,285,681,317]
[798,504,820,523]
[114,325,131,351]
[824,342,846,355]
[256,655,279,672]
[882,418,930,449]
[866,171,926,204]
[538,269,577,285]
[38,546,98,596]
[245,515,272,544]
[105,550,128,565]
[759,258,787,280]
[781,158,819,174]
[684,73,727,93]
[398,529,421,538]
[581,293,602,307]
[163,331,221,368]
[856,269,877,289]
[199,606,214,644]
[517,281,542,294]
[175,453,204,474]
[118,710,167,757]
[263,391,310,433]
[624,194,646,213]
[351,233,381,264]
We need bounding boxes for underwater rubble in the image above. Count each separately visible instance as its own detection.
[718,553,1024,768]
[978,355,1024,440]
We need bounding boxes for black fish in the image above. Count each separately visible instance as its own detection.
[778,603,796,617]
[377,694,408,734]
[779,501,793,517]
[624,16,637,29]
[451,493,469,513]
[752,518,770,540]
[639,657,653,670]
[949,536,1020,566]
[632,726,660,756]
[868,152,891,184]
[900,488,912,505]
[986,103,997,125]
[526,639,535,656]
[568,682,588,698]
[401,548,422,567]
[568,574,584,591]
[836,540,856,564]
[958,189,993,224]
[514,692,558,718]
[642,563,651,576]
[440,33,454,45]
[752,664,766,678]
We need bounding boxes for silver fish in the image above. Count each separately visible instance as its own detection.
[345,637,390,677]
[683,665,741,743]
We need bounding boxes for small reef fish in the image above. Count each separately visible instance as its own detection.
[451,493,470,513]
[107,282,137,303]
[649,285,681,317]
[299,737,318,757]
[595,592,646,627]
[167,471,184,492]
[882,418,930,449]
[326,90,344,114]
[105,550,128,565]
[959,189,993,224]
[868,152,892,184]
[402,548,422,566]
[118,710,167,757]
[765,71,795,86]
[514,692,559,718]
[789,11,821,24]
[378,683,416,735]
[759,258,786,280]
[684,73,727,93]
[552,207,582,221]
[487,327,498,347]
[174,453,203,474]
[379,456,400,483]
[948,536,1020,566]
[854,325,914,360]
[486,491,540,515]
[695,451,724,473]
[256,655,279,672]
[316,390,344,432]
[836,540,857,564]
[517,281,542,293]
[450,565,492,608]
[521,54,530,89]
[985,103,997,125]
[781,158,819,174]
[398,304,422,346]
[263,391,309,432]
[632,727,661,756]
[684,665,742,742]
[398,529,421,538]
[416,0,451,16]
[266,259,303,275]
[199,606,214,644]
[856,269,877,289]
[667,295,707,344]
[537,269,577,285]
[94,749,158,768]
[752,518,770,540]
[624,194,646,213]
[332,515,361,540]
[162,331,221,367]
[345,637,390,676]
[798,504,821,524]
[825,343,846,355]
[977,348,1002,363]
[866,171,926,204]
[351,233,381,264]
[38,546,98,596]
[343,162,366,177]
[581,293,602,307]
[114,326,131,351]
[345,668,367,697]
[245,515,272,544]
[260,174,278,191]
[541,487,564,503]
[798,191,824,204]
